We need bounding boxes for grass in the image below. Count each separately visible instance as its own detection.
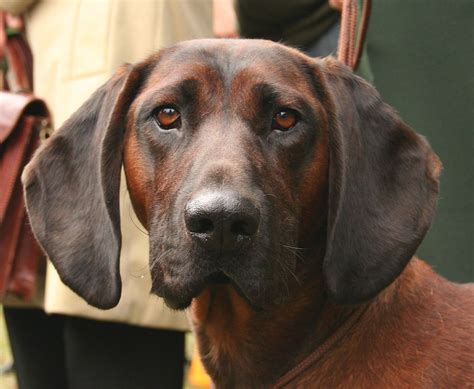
[0,307,17,389]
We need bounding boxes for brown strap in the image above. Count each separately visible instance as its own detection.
[272,304,369,388]
[0,12,33,92]
[337,0,372,70]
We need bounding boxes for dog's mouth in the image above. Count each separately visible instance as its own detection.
[205,270,263,310]
[160,269,262,311]
[206,270,232,284]
[158,270,231,310]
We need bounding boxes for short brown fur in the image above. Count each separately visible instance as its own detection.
[23,40,474,388]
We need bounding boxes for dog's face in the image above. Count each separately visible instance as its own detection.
[22,39,440,310]
[123,40,329,309]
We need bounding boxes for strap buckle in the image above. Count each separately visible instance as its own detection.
[38,118,53,142]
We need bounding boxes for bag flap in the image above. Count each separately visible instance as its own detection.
[0,91,50,144]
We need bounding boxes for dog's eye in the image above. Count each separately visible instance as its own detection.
[154,106,181,130]
[272,109,298,131]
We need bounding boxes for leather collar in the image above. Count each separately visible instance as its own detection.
[272,303,369,388]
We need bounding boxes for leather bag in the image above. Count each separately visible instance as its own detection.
[0,12,50,300]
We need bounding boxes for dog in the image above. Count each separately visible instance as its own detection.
[23,39,473,387]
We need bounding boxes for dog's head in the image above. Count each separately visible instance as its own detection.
[22,40,440,310]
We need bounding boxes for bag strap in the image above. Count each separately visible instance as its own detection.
[337,0,372,70]
[0,12,33,92]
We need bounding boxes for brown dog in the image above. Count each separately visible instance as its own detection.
[23,40,473,387]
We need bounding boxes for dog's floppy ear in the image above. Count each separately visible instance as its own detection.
[22,65,142,309]
[318,58,441,304]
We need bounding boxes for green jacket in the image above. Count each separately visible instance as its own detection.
[365,0,473,282]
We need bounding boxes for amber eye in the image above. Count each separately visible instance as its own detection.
[154,106,181,129]
[272,109,298,131]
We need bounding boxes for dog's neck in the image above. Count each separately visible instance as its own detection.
[188,259,432,388]
[188,272,361,388]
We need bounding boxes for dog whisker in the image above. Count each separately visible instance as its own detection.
[281,245,307,264]
[150,247,175,274]
[281,244,310,251]
[263,193,278,199]
[274,249,302,288]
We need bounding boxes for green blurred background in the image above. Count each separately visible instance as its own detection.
[365,0,473,282]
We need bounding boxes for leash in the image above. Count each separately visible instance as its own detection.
[337,0,372,70]
[272,303,370,388]
[0,12,33,92]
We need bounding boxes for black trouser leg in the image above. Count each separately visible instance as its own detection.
[3,307,68,389]
[64,315,185,389]
[4,307,185,389]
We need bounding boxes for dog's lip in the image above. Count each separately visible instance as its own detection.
[205,270,264,310]
[163,296,193,310]
[159,270,232,310]
[159,269,263,311]
[205,270,232,284]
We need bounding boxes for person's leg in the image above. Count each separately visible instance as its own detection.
[3,307,68,389]
[64,316,185,389]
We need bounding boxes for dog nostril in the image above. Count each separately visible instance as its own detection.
[196,218,214,234]
[186,216,214,234]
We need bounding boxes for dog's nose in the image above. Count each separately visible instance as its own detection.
[184,191,260,252]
